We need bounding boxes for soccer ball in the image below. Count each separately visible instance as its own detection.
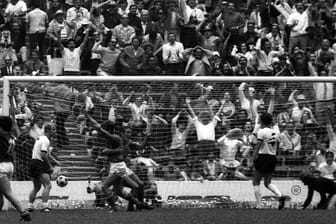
[56,175,69,187]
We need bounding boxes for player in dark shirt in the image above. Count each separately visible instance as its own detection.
[0,116,31,221]
[86,114,152,211]
[300,171,336,209]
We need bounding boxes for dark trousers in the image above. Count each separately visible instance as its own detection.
[181,27,198,49]
[29,32,46,59]
[165,63,184,75]
[55,111,69,148]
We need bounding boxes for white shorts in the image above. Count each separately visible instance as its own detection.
[0,162,14,179]
[109,162,133,176]
[219,159,241,168]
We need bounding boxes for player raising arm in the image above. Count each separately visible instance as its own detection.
[86,113,153,211]
[0,116,31,221]
[252,113,286,210]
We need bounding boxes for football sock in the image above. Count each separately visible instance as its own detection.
[253,186,262,208]
[267,184,282,197]
[28,203,34,209]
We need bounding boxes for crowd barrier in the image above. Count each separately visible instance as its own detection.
[2,180,320,210]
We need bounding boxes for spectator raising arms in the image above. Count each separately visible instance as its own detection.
[186,97,225,161]
[92,38,121,76]
[58,25,90,75]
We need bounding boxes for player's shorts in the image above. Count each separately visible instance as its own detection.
[0,162,14,179]
[219,159,241,169]
[254,154,276,174]
[30,159,52,178]
[109,162,133,176]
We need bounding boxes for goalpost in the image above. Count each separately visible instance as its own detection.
[1,76,336,209]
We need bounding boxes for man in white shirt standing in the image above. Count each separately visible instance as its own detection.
[5,0,27,17]
[186,97,225,161]
[252,113,286,210]
[59,25,90,75]
[287,2,310,54]
[66,0,89,31]
[28,2,49,59]
[180,0,204,48]
[28,125,60,213]
[162,33,184,75]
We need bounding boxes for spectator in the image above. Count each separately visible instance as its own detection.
[0,55,15,76]
[254,38,283,76]
[27,2,48,59]
[286,2,310,54]
[92,38,121,76]
[119,36,145,74]
[47,10,74,44]
[183,46,214,76]
[231,43,254,67]
[288,90,317,125]
[128,4,142,36]
[186,97,225,160]
[5,0,27,17]
[66,0,90,31]
[101,1,120,29]
[112,14,136,48]
[180,0,205,48]
[139,9,151,36]
[47,0,64,20]
[142,24,164,52]
[221,92,236,122]
[279,121,302,155]
[170,110,192,161]
[164,0,180,41]
[118,0,129,16]
[238,82,263,121]
[23,50,45,76]
[141,55,162,75]
[232,56,256,76]
[162,33,184,75]
[216,2,245,48]
[317,151,336,180]
[59,26,90,75]
[203,152,220,180]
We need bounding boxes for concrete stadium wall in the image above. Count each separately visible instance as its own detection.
[2,180,319,210]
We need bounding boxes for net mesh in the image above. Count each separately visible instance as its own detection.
[1,78,334,186]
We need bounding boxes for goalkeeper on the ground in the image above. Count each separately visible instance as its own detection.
[299,171,336,209]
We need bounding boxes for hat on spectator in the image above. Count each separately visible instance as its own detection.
[212,51,220,57]
[297,94,306,101]
[153,0,163,4]
[81,18,90,25]
[203,25,212,32]
[271,57,280,64]
[141,9,149,15]
[226,128,244,140]
[143,43,154,50]
[54,10,64,16]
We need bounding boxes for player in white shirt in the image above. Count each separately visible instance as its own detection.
[217,128,248,180]
[318,152,336,180]
[252,113,286,210]
[28,125,60,213]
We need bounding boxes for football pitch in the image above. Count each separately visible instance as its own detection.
[1,208,335,224]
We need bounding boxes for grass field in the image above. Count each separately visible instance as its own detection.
[1,208,335,224]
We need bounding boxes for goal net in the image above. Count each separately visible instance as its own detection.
[1,76,335,208]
